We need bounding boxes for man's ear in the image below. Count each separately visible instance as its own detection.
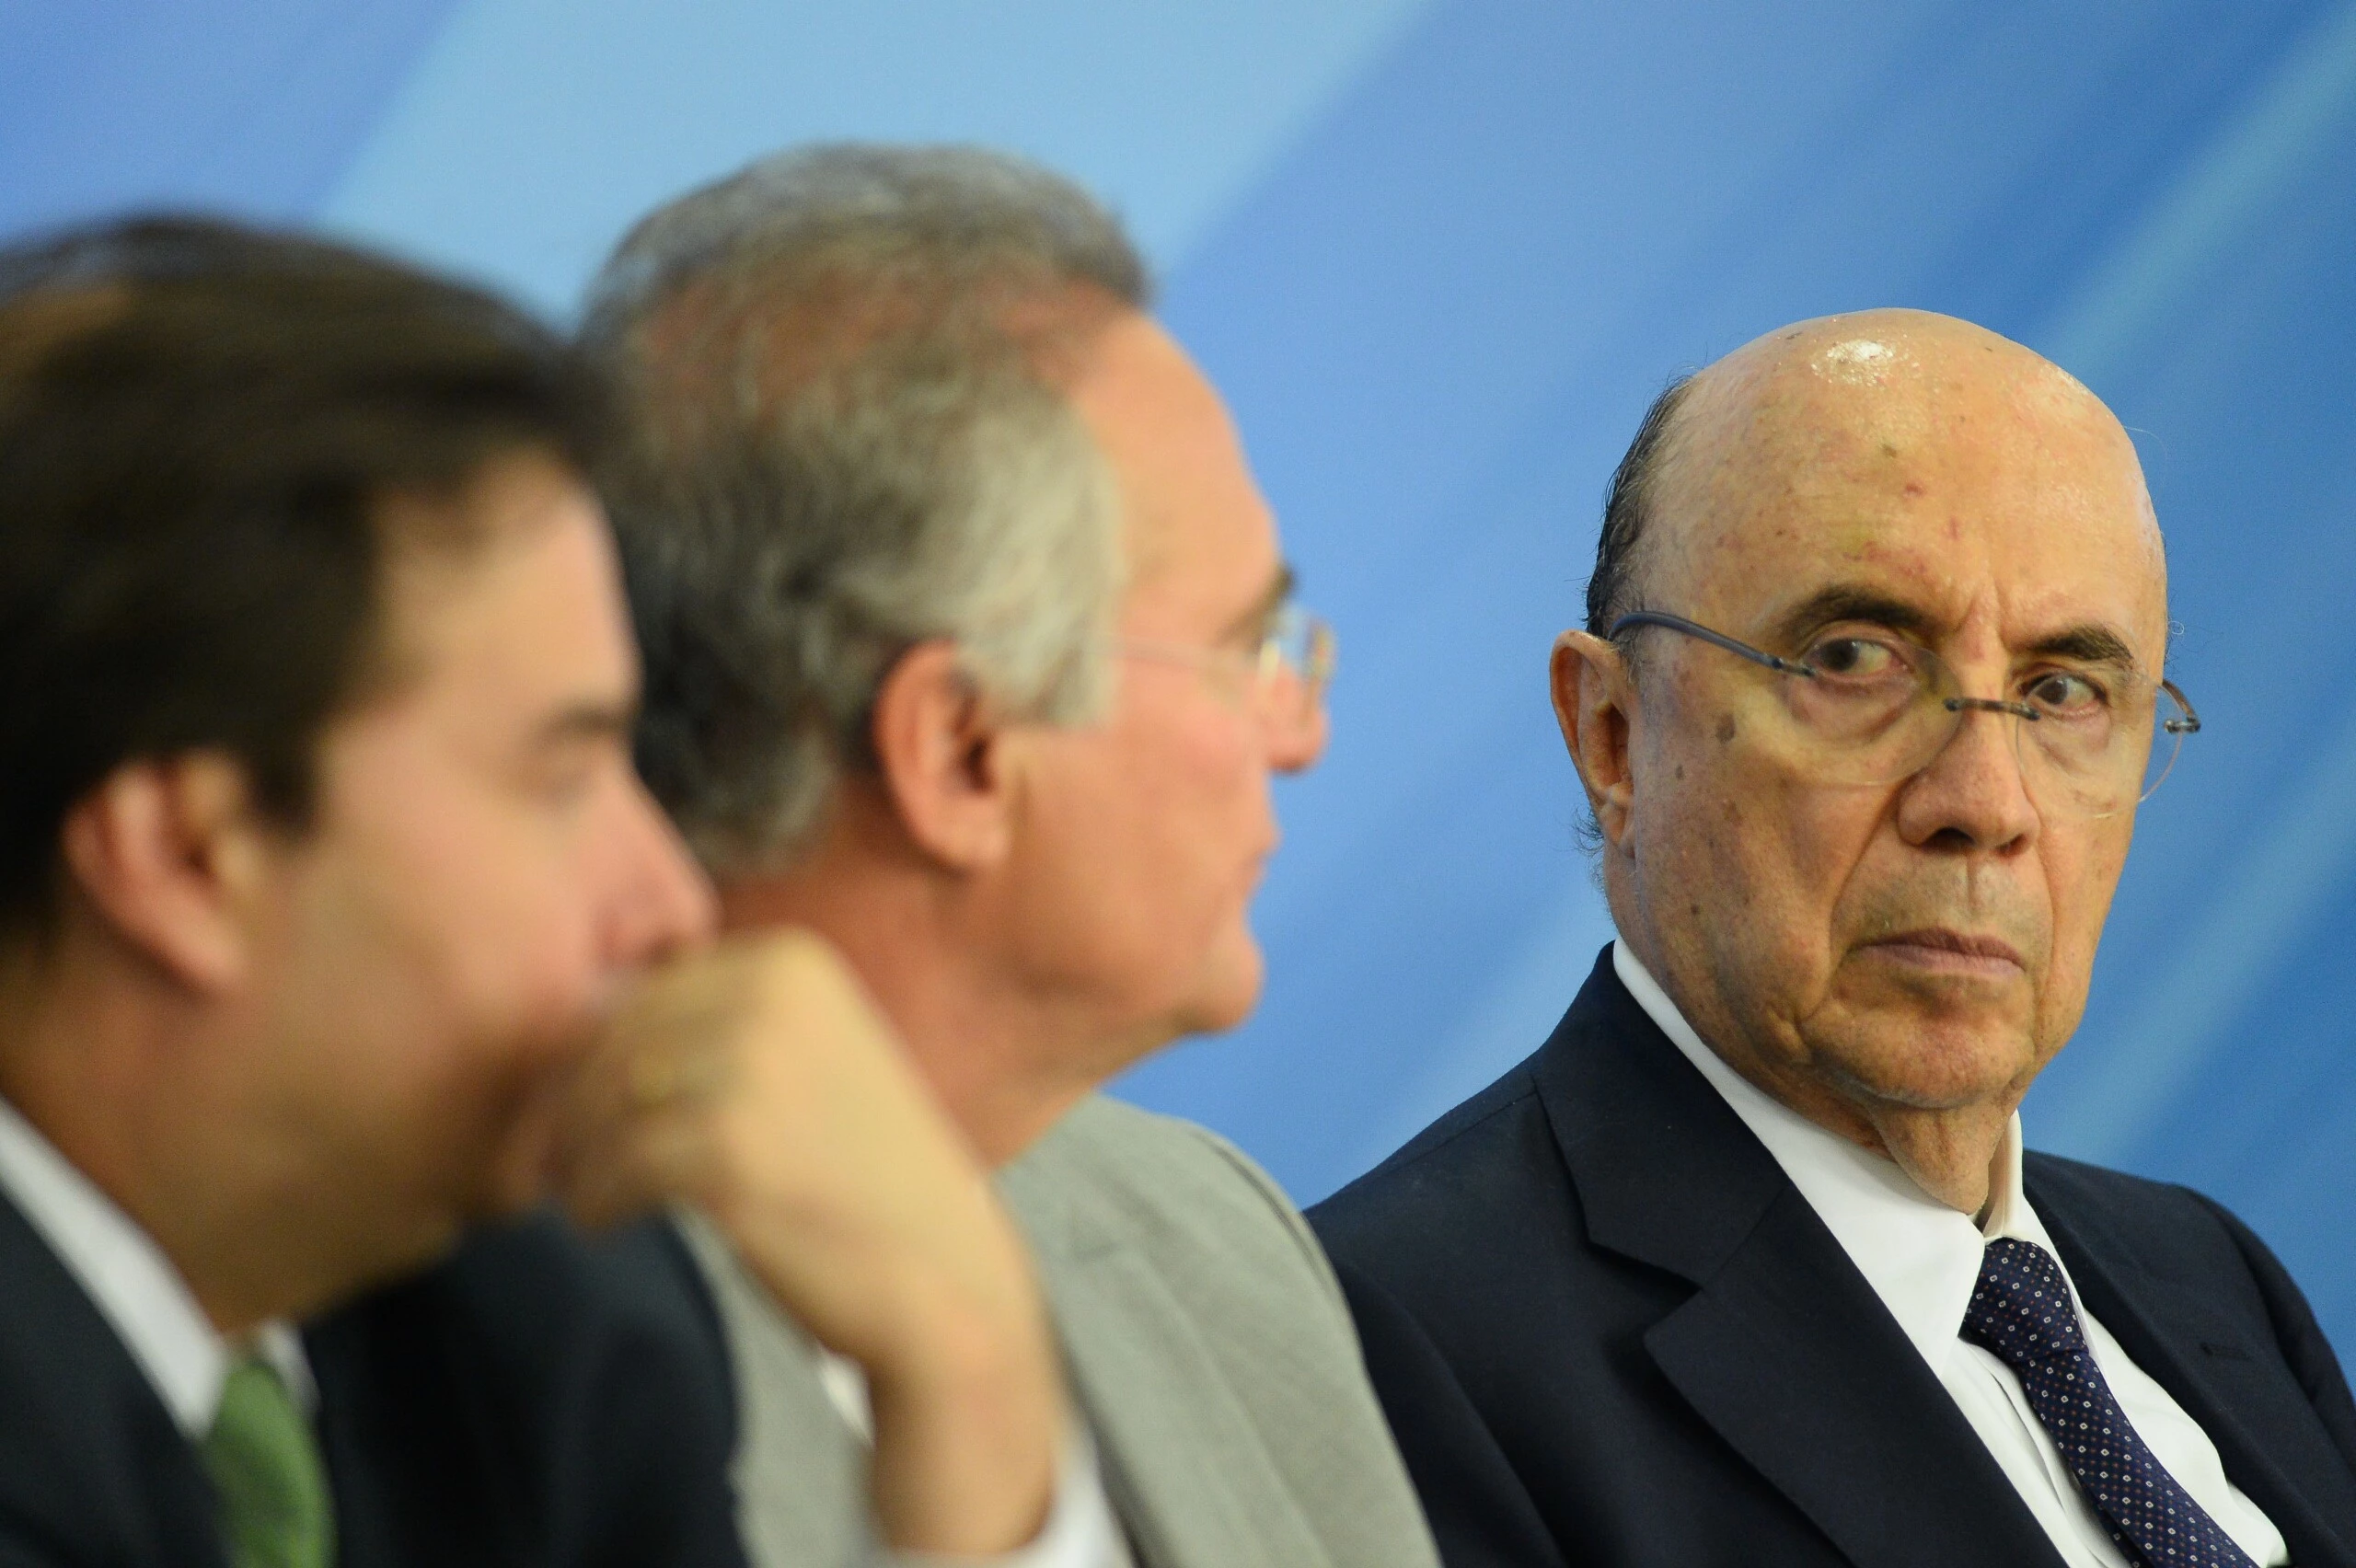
[868,641,1016,871]
[58,754,273,993]
[1551,629,1639,852]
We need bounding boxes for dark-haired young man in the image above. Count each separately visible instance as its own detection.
[0,218,1069,1566]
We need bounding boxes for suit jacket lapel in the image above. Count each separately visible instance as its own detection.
[672,1213,876,1568]
[306,1253,530,1568]
[0,1186,226,1568]
[2034,1186,2356,1568]
[1019,1171,1334,1568]
[1533,956,2064,1568]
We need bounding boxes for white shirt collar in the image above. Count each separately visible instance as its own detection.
[1611,940,2068,1373]
[0,1094,309,1435]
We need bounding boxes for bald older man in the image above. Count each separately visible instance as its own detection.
[1311,311,2356,1568]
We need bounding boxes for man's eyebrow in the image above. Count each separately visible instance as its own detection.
[535,698,640,746]
[1222,562,1298,642]
[2025,624,2139,668]
[1768,585,2144,670]
[1766,585,1940,646]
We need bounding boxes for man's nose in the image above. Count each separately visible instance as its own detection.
[1266,699,1330,774]
[602,776,718,966]
[1893,701,2040,853]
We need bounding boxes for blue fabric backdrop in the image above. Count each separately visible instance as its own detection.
[8,0,2355,1347]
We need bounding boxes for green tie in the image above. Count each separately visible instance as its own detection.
[201,1355,335,1568]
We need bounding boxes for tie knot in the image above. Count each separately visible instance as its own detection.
[1962,1237,2088,1366]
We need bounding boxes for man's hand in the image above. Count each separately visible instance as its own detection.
[548,928,1064,1556]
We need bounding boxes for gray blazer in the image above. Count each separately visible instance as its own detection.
[687,1093,1441,1568]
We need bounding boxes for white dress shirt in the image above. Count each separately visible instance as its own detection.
[0,1094,309,1437]
[814,1348,1134,1568]
[1612,941,2288,1568]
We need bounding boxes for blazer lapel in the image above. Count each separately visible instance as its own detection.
[0,1187,226,1568]
[2034,1188,2356,1568]
[672,1213,877,1568]
[1019,1175,1333,1568]
[1533,957,2064,1568]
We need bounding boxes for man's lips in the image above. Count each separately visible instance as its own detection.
[1859,928,2027,974]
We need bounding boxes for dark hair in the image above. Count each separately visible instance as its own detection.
[1584,371,1695,636]
[0,215,605,932]
[1568,371,1696,859]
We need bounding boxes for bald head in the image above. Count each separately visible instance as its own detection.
[1591,309,2163,654]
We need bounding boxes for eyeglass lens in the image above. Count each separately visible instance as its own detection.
[1762,639,2184,817]
[1257,613,1332,731]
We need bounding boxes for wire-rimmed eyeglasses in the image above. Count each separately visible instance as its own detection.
[1117,603,1334,744]
[1610,609,2199,818]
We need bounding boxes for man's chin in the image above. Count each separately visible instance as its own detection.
[1830,949,2039,1037]
[1815,1016,2039,1113]
[1808,977,2037,1104]
[1172,935,1265,1039]
[476,1066,575,1212]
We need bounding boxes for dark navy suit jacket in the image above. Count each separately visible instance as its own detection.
[1311,950,2356,1568]
[0,1202,745,1568]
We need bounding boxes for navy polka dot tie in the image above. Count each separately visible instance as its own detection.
[1961,1238,2254,1567]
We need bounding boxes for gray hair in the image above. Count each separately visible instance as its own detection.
[582,144,1151,873]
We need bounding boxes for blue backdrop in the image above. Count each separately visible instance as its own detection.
[9,1,2356,1347]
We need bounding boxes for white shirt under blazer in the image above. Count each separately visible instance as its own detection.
[1614,940,2288,1568]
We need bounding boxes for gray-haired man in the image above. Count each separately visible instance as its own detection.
[582,145,1441,1568]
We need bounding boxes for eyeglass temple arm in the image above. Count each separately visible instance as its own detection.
[2162,680,2200,736]
[1608,611,1817,678]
